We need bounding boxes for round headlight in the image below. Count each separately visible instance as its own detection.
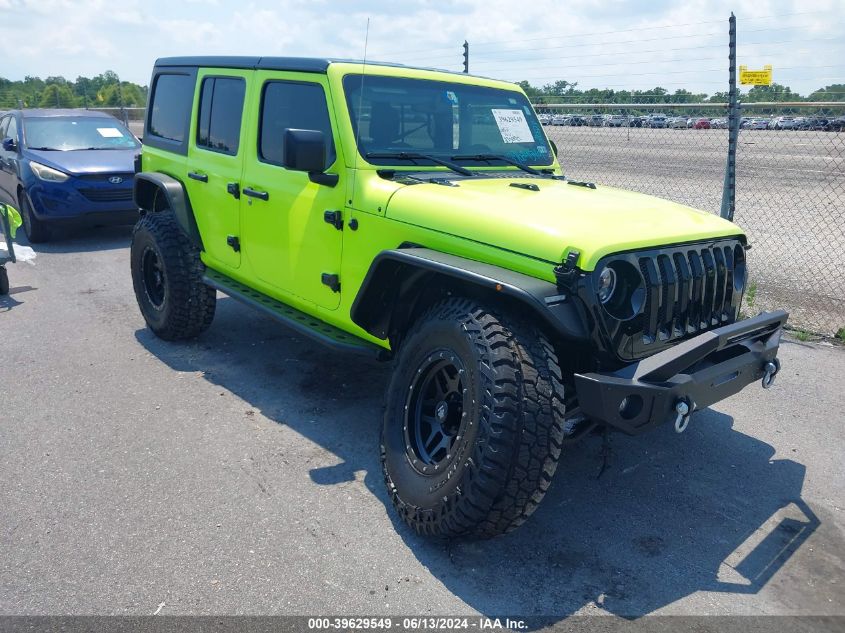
[597,266,617,304]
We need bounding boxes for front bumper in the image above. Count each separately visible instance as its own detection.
[574,311,787,435]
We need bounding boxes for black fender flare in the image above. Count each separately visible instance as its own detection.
[350,248,590,345]
[133,172,203,249]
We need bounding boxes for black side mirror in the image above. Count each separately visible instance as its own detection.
[283,129,338,187]
[2,137,17,152]
[549,140,558,157]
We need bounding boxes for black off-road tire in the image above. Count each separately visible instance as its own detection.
[20,194,50,243]
[0,266,8,295]
[130,211,216,340]
[382,297,569,538]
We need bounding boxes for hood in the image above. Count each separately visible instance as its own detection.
[384,175,743,270]
[25,148,139,176]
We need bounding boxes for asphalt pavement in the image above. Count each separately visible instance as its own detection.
[1,225,843,620]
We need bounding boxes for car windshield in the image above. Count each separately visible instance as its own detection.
[344,74,552,167]
[23,116,140,151]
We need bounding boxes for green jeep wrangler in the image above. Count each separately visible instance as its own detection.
[131,56,787,538]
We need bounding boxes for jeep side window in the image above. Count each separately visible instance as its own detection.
[0,116,9,139]
[196,77,246,155]
[149,73,195,143]
[259,81,336,169]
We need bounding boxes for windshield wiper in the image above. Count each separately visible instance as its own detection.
[366,152,474,177]
[450,153,544,176]
[27,146,59,151]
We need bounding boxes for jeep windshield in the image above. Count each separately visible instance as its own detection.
[23,117,140,151]
[343,74,553,169]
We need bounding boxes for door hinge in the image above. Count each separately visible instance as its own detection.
[321,273,341,293]
[226,235,240,252]
[323,209,343,230]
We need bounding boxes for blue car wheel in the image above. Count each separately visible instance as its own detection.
[20,193,50,243]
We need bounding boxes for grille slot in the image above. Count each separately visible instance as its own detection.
[78,188,133,202]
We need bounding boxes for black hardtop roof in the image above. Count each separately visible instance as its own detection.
[156,56,401,73]
[153,56,490,80]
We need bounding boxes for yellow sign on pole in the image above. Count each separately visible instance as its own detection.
[739,65,773,86]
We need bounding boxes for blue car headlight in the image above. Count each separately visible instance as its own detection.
[30,161,69,183]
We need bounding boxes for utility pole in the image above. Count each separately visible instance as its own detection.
[462,40,469,73]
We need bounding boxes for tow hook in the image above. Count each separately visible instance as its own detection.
[673,399,695,434]
[762,359,780,389]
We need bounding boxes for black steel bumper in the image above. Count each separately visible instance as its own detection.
[574,311,788,435]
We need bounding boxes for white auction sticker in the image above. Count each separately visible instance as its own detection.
[97,127,124,138]
[491,109,534,143]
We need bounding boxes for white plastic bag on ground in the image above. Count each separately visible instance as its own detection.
[0,240,37,264]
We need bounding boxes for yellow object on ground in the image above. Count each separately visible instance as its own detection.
[0,203,22,239]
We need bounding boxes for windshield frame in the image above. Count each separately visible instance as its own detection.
[341,73,553,170]
[22,116,140,152]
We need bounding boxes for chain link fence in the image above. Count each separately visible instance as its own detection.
[86,106,145,136]
[539,103,845,336]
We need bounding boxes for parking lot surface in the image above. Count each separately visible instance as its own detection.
[1,227,843,619]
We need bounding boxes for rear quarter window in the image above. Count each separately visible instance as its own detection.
[146,71,197,154]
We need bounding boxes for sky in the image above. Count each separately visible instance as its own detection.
[0,0,843,96]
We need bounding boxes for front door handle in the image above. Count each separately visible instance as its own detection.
[188,171,208,183]
[226,182,240,199]
[243,187,269,201]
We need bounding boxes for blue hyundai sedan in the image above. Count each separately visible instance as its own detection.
[0,109,140,242]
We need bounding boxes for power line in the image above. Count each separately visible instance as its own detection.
[391,25,843,65]
[370,10,832,57]
[492,65,845,81]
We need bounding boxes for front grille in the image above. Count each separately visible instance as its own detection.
[587,238,746,361]
[79,188,133,202]
[638,243,742,344]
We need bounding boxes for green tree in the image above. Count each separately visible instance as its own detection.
[744,83,800,102]
[38,84,78,108]
[806,84,845,101]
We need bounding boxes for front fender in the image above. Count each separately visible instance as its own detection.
[351,248,590,344]
[133,172,203,249]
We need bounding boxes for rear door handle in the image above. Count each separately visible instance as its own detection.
[188,171,208,183]
[243,187,269,201]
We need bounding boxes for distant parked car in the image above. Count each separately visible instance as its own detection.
[646,115,667,128]
[668,116,687,129]
[0,109,140,242]
[799,117,828,130]
[773,116,797,130]
[550,114,568,126]
[587,114,604,127]
[603,115,626,127]
[827,116,845,132]
[710,118,728,129]
[566,115,585,126]
[693,118,711,129]
[746,118,769,130]
[627,116,645,127]
[538,113,552,125]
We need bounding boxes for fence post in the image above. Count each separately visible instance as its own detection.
[720,13,738,221]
